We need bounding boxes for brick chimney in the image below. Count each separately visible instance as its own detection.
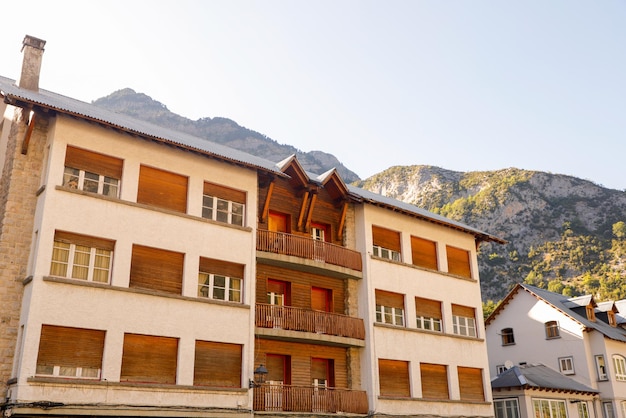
[18,35,46,91]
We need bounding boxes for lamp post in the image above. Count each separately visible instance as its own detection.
[249,364,268,388]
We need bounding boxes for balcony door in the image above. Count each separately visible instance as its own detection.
[267,280,290,328]
[265,354,290,411]
[312,358,334,412]
[269,211,289,233]
[312,287,332,333]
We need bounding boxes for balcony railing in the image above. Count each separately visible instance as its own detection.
[253,383,368,414]
[257,230,362,271]
[256,304,365,340]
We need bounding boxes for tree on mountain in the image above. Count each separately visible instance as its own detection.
[613,221,626,239]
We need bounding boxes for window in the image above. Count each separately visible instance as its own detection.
[586,305,596,322]
[496,365,507,375]
[312,358,334,388]
[311,223,330,242]
[596,355,608,381]
[194,340,242,387]
[452,304,477,337]
[411,236,438,270]
[202,182,246,226]
[375,290,405,326]
[559,356,575,375]
[612,355,626,381]
[36,325,105,379]
[604,402,616,418]
[458,366,485,401]
[545,321,560,339]
[420,363,449,400]
[121,333,178,384]
[63,146,122,197]
[197,257,244,303]
[378,359,410,397]
[137,165,188,213]
[501,328,515,345]
[533,399,567,418]
[446,245,472,278]
[372,225,402,262]
[494,398,520,418]
[608,311,617,327]
[415,297,442,332]
[50,231,114,283]
[130,244,184,295]
[579,402,590,418]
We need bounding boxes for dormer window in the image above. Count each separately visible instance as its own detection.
[586,305,596,322]
[608,311,617,327]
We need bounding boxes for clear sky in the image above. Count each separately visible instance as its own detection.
[2,1,625,190]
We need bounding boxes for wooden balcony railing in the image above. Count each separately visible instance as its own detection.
[257,230,362,271]
[253,383,368,414]
[256,304,365,340]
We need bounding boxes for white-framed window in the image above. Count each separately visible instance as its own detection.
[612,355,626,381]
[36,364,101,379]
[417,316,442,332]
[620,401,626,418]
[372,245,401,262]
[545,321,560,339]
[596,355,608,381]
[50,240,112,283]
[312,227,325,241]
[604,402,615,418]
[496,364,507,375]
[578,402,590,418]
[494,398,519,418]
[376,305,404,326]
[198,272,242,302]
[533,399,567,418]
[559,356,575,375]
[202,194,244,226]
[63,167,119,197]
[453,315,476,337]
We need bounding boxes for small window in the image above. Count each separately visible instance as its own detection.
[137,165,188,213]
[50,231,115,283]
[415,297,442,332]
[496,365,507,375]
[372,225,402,262]
[446,245,472,278]
[420,363,449,400]
[559,356,575,375]
[604,402,616,418]
[494,398,520,418]
[579,402,590,418]
[457,366,485,401]
[452,304,477,337]
[586,305,596,322]
[501,328,515,345]
[63,146,122,197]
[545,321,560,339]
[608,311,617,327]
[596,355,608,381]
[379,359,410,397]
[612,355,626,381]
[375,290,405,326]
[411,236,438,270]
[198,257,244,303]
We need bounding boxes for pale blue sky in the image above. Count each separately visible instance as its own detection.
[2,1,625,190]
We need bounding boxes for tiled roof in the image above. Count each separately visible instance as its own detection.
[492,364,598,395]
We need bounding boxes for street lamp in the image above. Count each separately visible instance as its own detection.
[249,364,268,388]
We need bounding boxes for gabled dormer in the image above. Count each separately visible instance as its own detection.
[597,301,619,327]
[563,295,597,322]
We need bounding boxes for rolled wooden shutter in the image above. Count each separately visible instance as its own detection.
[54,230,115,251]
[415,297,442,319]
[194,340,242,387]
[130,244,184,295]
[420,363,449,399]
[378,359,410,397]
[375,289,404,309]
[372,226,401,252]
[411,236,438,270]
[446,245,471,278]
[452,304,475,318]
[65,146,123,179]
[137,165,188,213]
[121,333,178,384]
[199,257,244,278]
[204,182,246,204]
[458,367,484,401]
[311,358,329,382]
[37,325,105,369]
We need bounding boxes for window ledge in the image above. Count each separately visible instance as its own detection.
[42,276,250,309]
[369,254,477,282]
[56,185,252,232]
[373,322,484,342]
[502,343,516,346]
[378,395,489,405]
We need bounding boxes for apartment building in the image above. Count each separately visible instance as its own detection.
[0,35,503,417]
[486,283,626,418]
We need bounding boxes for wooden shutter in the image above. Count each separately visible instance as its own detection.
[446,245,471,278]
[375,289,404,309]
[420,363,449,399]
[199,257,244,278]
[415,297,442,319]
[411,236,438,270]
[311,287,331,312]
[194,340,242,387]
[120,333,178,384]
[378,359,410,397]
[130,244,184,295]
[458,367,485,401]
[311,358,329,381]
[54,230,115,251]
[452,304,475,318]
[204,182,246,204]
[266,354,288,383]
[37,325,105,369]
[65,146,123,179]
[137,165,188,213]
[372,226,401,252]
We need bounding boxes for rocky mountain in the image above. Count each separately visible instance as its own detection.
[92,89,359,183]
[355,166,626,302]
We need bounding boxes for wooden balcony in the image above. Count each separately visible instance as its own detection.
[257,230,362,271]
[253,383,368,414]
[256,304,365,340]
